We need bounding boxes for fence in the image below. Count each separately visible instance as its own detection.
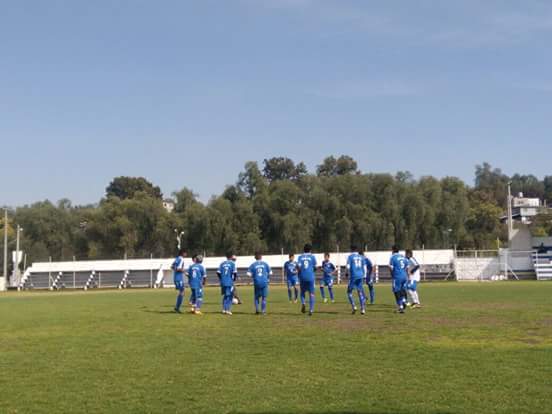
[454,249,537,281]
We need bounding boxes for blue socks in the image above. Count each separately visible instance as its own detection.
[254,297,260,313]
[369,285,375,304]
[309,293,315,313]
[300,291,306,305]
[261,298,267,313]
[328,287,334,301]
[288,288,293,301]
[320,286,326,300]
[176,294,184,311]
[348,292,355,308]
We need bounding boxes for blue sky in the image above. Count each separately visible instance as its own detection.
[1,0,551,206]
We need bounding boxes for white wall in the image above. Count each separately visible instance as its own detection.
[27,249,455,275]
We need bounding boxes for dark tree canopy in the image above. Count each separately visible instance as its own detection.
[106,177,163,200]
[262,157,307,182]
[317,155,359,177]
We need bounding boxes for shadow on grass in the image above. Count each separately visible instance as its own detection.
[229,411,457,414]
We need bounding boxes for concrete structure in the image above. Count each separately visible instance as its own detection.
[21,249,455,290]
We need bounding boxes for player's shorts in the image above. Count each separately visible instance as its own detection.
[254,285,269,298]
[191,287,203,300]
[174,279,185,292]
[348,278,364,293]
[392,278,408,293]
[320,277,334,287]
[300,280,316,294]
[286,276,298,287]
[221,286,233,296]
[407,280,418,291]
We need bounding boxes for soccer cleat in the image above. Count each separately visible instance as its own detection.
[222,310,227,315]
[331,300,336,303]
[308,311,313,316]
[301,304,306,314]
[293,299,298,304]
[412,303,422,309]
[174,308,181,314]
[255,310,260,315]
[352,307,357,315]
[361,309,366,315]
[226,311,233,315]
[323,298,328,304]
[195,310,203,315]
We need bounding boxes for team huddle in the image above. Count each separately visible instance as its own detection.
[172,244,422,316]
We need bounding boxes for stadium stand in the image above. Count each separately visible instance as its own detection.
[20,250,456,290]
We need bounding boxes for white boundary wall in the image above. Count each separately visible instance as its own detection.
[26,249,454,281]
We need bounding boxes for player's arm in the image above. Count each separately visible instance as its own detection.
[202,267,207,286]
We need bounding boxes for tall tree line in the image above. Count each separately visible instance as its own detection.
[1,157,551,268]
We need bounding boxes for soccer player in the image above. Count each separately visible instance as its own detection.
[389,246,409,314]
[172,249,187,313]
[405,249,422,308]
[319,253,336,303]
[284,254,299,303]
[247,252,272,315]
[361,251,375,305]
[346,246,367,315]
[217,252,237,315]
[187,255,207,315]
[230,255,242,305]
[297,244,317,316]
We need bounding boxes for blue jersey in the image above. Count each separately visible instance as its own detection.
[217,260,236,287]
[297,253,317,282]
[389,253,410,280]
[322,260,336,279]
[172,256,186,282]
[347,253,366,280]
[248,261,272,288]
[187,263,206,289]
[284,260,298,279]
[363,256,374,278]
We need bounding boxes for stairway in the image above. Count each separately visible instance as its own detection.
[532,252,552,280]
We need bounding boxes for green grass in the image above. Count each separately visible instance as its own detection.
[1,282,551,414]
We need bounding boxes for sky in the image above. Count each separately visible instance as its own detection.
[1,0,551,206]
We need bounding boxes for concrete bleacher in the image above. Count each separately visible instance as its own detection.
[21,250,455,290]
[533,252,552,281]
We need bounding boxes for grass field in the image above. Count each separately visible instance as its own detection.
[1,282,551,414]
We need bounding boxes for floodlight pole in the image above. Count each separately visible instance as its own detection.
[14,225,22,287]
[2,210,8,289]
[507,182,513,246]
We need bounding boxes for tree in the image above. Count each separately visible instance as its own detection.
[106,177,162,200]
[262,157,307,182]
[316,155,358,177]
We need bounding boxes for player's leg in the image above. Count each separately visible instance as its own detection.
[195,288,204,314]
[347,282,357,313]
[392,280,403,313]
[254,286,261,314]
[261,286,268,314]
[308,282,315,315]
[189,290,196,311]
[327,279,335,302]
[300,281,307,313]
[175,282,184,313]
[356,280,367,314]
[287,279,293,302]
[319,280,326,302]
[367,279,375,304]
[293,280,299,302]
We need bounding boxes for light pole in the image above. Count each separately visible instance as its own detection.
[2,209,8,291]
[174,229,185,251]
[14,225,23,287]
[507,181,513,246]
